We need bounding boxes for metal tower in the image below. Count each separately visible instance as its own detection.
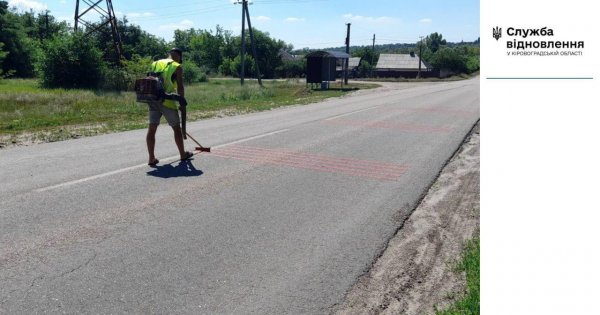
[74,0,123,61]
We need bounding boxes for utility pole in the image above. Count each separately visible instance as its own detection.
[371,33,376,77]
[74,0,123,62]
[44,11,49,39]
[344,23,351,85]
[235,0,263,86]
[417,36,424,79]
[240,0,246,86]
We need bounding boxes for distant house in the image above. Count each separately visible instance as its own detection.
[336,57,361,71]
[334,57,361,77]
[279,50,304,62]
[375,53,433,78]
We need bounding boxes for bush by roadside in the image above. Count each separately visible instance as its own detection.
[37,33,106,89]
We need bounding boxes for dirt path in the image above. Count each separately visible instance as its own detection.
[333,122,480,315]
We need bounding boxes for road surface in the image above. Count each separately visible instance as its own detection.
[0,78,479,313]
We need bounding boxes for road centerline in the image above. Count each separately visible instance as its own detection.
[34,128,291,193]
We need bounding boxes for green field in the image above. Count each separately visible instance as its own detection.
[0,79,377,146]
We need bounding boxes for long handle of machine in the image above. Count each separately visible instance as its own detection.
[180,106,187,140]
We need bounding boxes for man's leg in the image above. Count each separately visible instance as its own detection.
[147,124,159,164]
[160,103,189,160]
[147,103,163,165]
[171,125,187,159]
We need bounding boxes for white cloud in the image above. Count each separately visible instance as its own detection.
[342,13,399,25]
[59,0,66,4]
[255,16,271,21]
[159,19,194,31]
[419,18,432,23]
[285,17,305,23]
[8,0,47,11]
[128,12,156,18]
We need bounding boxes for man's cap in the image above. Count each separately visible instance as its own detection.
[169,48,183,55]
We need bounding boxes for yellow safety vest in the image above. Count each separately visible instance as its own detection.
[151,58,181,110]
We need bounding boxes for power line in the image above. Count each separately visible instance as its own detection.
[135,0,224,12]
[123,4,233,22]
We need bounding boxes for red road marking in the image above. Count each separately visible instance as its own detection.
[322,119,452,133]
[211,145,408,181]
[380,107,477,116]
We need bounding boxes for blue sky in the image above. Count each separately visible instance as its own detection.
[8,0,480,49]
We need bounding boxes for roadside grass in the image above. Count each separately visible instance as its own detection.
[0,78,377,146]
[436,237,480,315]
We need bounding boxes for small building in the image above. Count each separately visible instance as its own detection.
[279,50,304,62]
[306,50,350,87]
[375,53,433,78]
[336,57,361,77]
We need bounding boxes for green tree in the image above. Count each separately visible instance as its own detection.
[181,61,205,84]
[230,54,256,78]
[38,33,106,89]
[220,29,238,66]
[189,28,224,72]
[172,28,198,52]
[119,17,168,60]
[352,46,379,68]
[0,1,40,77]
[86,17,168,62]
[356,60,374,78]
[219,57,233,76]
[275,59,305,78]
[430,47,467,73]
[31,10,69,42]
[425,32,447,54]
[0,42,8,77]
[241,28,285,78]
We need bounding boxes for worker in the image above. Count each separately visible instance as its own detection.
[146,48,193,166]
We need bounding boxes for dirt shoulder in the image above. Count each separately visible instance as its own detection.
[333,122,480,315]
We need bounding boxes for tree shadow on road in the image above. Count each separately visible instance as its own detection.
[146,160,203,178]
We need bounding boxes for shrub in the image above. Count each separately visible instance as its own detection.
[38,33,106,89]
[357,61,374,78]
[466,55,480,74]
[430,47,467,74]
[229,54,256,78]
[275,60,305,78]
[181,61,203,84]
[120,55,154,90]
[0,42,8,78]
[219,58,233,76]
[123,55,154,79]
[100,67,130,91]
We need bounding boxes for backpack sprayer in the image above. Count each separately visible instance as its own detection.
[134,66,210,153]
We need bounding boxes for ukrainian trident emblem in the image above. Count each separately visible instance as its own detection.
[493,27,502,41]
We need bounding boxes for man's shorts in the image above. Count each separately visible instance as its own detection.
[148,101,180,127]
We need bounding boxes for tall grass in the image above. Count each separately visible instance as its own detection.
[0,78,377,144]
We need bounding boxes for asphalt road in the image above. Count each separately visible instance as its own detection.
[0,78,480,314]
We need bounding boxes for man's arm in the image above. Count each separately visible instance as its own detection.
[175,66,184,98]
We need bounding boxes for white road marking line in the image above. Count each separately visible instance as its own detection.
[213,128,290,149]
[35,128,291,193]
[35,164,148,192]
[323,106,379,121]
